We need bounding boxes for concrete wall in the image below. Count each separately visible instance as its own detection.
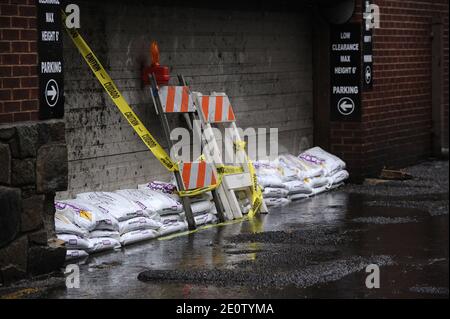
[59,1,313,198]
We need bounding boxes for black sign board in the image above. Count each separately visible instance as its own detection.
[330,23,361,122]
[37,0,64,119]
[362,0,374,89]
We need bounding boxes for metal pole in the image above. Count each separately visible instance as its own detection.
[177,74,226,223]
[149,74,196,230]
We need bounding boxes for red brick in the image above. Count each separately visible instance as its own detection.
[0,113,13,124]
[0,16,10,28]
[19,29,35,40]
[1,53,19,64]
[0,66,11,76]
[18,5,35,17]
[0,41,10,52]
[2,77,20,88]
[13,111,30,122]
[11,16,28,28]
[19,53,36,64]
[12,65,28,76]
[4,101,21,112]
[0,4,18,16]
[21,99,37,111]
[11,41,28,52]
[12,88,28,99]
[2,29,20,40]
[0,89,11,101]
[20,76,37,88]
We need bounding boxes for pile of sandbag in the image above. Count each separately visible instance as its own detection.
[54,198,121,260]
[256,147,349,204]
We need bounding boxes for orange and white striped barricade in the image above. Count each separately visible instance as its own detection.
[191,91,269,220]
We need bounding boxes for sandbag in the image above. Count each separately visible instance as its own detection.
[88,237,121,253]
[89,230,120,241]
[54,199,109,231]
[55,212,88,238]
[283,180,313,195]
[257,174,285,189]
[57,234,92,250]
[191,200,213,216]
[288,193,309,201]
[262,187,289,198]
[120,229,158,246]
[138,181,180,200]
[328,170,349,185]
[306,176,330,189]
[115,189,183,216]
[118,217,162,234]
[194,213,218,226]
[76,191,147,222]
[66,249,89,260]
[158,221,188,236]
[278,154,324,179]
[264,197,291,207]
[298,147,346,177]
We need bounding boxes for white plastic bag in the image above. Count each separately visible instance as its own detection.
[298,147,346,177]
[57,234,92,250]
[328,170,349,185]
[89,230,120,241]
[289,193,309,201]
[115,189,183,216]
[306,176,330,189]
[278,154,324,179]
[55,199,103,231]
[283,180,313,195]
[138,181,180,200]
[120,229,158,246]
[118,217,162,234]
[158,221,188,236]
[66,249,89,260]
[77,191,147,222]
[88,237,121,253]
[191,200,213,216]
[195,213,218,226]
[257,175,285,189]
[55,212,88,237]
[262,187,289,198]
[264,197,291,207]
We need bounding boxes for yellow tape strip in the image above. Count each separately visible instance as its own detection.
[63,16,177,172]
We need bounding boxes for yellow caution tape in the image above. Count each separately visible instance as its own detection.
[63,16,177,172]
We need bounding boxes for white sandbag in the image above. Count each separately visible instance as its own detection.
[89,230,120,241]
[299,147,346,177]
[195,213,218,226]
[57,234,92,250]
[115,189,183,216]
[138,181,180,200]
[283,180,313,195]
[158,221,188,236]
[262,187,289,198]
[88,237,121,253]
[160,214,182,225]
[306,176,330,189]
[55,212,88,238]
[288,193,309,201]
[120,229,158,246]
[191,200,213,215]
[264,197,291,207]
[66,249,89,260]
[310,184,329,196]
[55,199,106,231]
[118,217,162,234]
[278,154,324,179]
[328,170,349,185]
[257,174,285,189]
[76,191,146,222]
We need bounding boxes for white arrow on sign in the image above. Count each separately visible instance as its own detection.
[45,79,59,107]
[337,97,355,116]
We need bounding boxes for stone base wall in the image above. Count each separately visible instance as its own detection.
[0,120,68,286]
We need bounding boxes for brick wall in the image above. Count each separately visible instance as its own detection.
[0,0,38,124]
[330,0,449,180]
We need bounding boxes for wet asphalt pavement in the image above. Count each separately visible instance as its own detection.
[3,160,449,299]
